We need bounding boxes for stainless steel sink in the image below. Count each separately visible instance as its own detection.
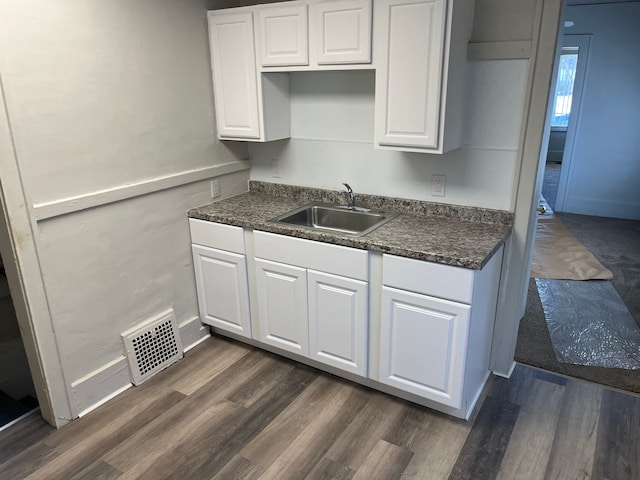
[270,203,397,236]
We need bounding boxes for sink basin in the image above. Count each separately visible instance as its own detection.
[271,203,397,236]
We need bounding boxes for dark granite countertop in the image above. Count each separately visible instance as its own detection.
[188,182,513,270]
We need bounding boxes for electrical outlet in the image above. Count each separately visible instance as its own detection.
[432,174,446,197]
[210,180,220,198]
[271,159,281,178]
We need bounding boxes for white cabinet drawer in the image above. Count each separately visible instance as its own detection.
[189,219,245,254]
[254,230,368,281]
[383,254,474,304]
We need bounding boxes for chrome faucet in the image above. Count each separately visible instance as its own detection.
[342,183,356,209]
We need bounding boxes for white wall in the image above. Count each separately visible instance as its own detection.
[0,0,249,420]
[249,61,528,211]
[559,2,640,220]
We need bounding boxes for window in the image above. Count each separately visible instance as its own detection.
[551,47,579,129]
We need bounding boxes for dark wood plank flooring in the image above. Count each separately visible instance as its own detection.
[1,335,639,480]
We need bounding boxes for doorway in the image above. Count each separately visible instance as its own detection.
[542,35,590,211]
[517,12,640,392]
[0,255,38,430]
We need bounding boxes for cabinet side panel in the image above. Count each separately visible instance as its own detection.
[440,0,474,153]
[464,245,504,408]
[261,73,291,141]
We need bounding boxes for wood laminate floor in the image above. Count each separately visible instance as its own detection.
[1,335,639,480]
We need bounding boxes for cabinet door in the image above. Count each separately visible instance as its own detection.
[258,4,309,67]
[379,286,469,408]
[255,259,309,355]
[308,270,368,376]
[192,244,251,338]
[374,0,446,149]
[208,11,261,139]
[313,0,372,65]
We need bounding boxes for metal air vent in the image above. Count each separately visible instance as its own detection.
[121,309,183,385]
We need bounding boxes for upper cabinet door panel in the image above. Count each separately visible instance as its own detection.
[314,0,372,65]
[208,11,261,139]
[258,4,309,67]
[375,0,446,149]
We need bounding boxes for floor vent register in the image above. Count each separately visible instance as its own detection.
[121,309,183,385]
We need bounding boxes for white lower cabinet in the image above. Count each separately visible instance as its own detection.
[377,249,504,417]
[255,258,309,355]
[379,286,470,408]
[253,231,369,376]
[191,244,251,338]
[308,269,368,376]
[190,221,504,419]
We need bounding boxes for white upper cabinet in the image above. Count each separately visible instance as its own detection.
[207,10,290,142]
[312,0,372,65]
[374,0,473,153]
[255,0,372,69]
[207,0,470,151]
[257,3,309,67]
[208,11,261,139]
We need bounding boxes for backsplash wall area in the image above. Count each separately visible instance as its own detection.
[249,61,529,212]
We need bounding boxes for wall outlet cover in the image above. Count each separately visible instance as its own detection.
[271,159,282,178]
[432,174,446,197]
[211,180,221,198]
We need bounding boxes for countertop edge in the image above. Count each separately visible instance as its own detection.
[187,208,511,271]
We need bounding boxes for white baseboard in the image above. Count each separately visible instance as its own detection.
[179,315,210,351]
[69,316,209,417]
[493,360,517,379]
[77,384,132,418]
[70,356,131,417]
